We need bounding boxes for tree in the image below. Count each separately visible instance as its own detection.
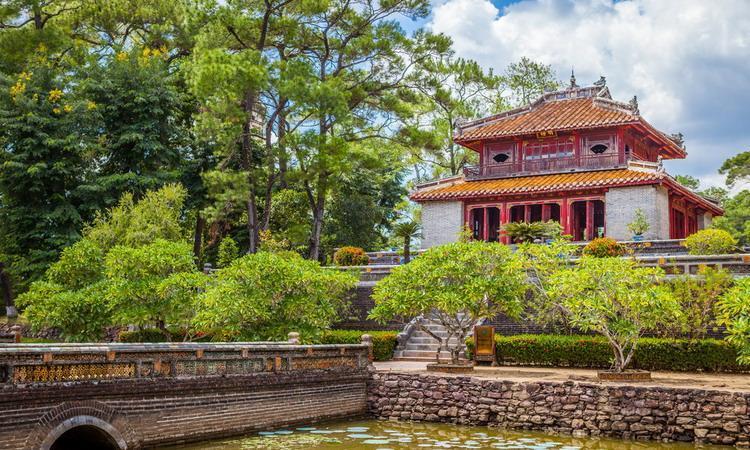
[716,278,750,364]
[675,174,701,190]
[659,266,732,339]
[217,236,239,268]
[546,257,678,372]
[78,48,188,207]
[392,221,421,263]
[193,251,357,341]
[504,57,560,106]
[17,185,194,340]
[719,150,750,188]
[516,239,576,331]
[369,242,527,364]
[105,240,204,335]
[0,55,94,287]
[401,44,506,180]
[0,262,16,318]
[713,190,750,245]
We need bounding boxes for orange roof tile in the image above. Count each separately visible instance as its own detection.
[456,97,637,141]
[410,169,663,201]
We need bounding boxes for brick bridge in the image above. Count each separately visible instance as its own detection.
[0,337,373,449]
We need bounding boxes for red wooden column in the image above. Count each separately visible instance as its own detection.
[541,204,551,221]
[524,205,531,223]
[500,203,508,244]
[585,200,595,241]
[561,199,570,236]
[482,207,489,242]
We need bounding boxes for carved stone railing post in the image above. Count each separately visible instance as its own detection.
[287,332,300,344]
[10,325,21,343]
[361,334,373,362]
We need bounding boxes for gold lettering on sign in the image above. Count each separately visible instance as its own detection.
[535,130,557,139]
[473,326,495,363]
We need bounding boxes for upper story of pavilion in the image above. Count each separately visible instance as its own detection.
[454,76,687,181]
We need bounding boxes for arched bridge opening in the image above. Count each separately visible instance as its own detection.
[50,425,121,450]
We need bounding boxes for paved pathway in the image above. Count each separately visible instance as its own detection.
[373,361,750,392]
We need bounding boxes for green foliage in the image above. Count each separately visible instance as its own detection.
[17,185,196,341]
[515,239,576,330]
[504,57,560,106]
[84,184,188,251]
[582,237,625,257]
[217,236,240,268]
[318,330,397,361]
[547,257,677,372]
[684,228,737,255]
[269,189,311,252]
[104,240,203,330]
[716,278,750,364]
[465,334,745,373]
[193,252,357,341]
[626,209,650,236]
[79,48,190,206]
[333,247,369,267]
[658,267,733,339]
[393,220,421,263]
[0,59,93,286]
[719,149,750,188]
[713,190,750,245]
[502,221,561,243]
[674,174,701,190]
[370,241,526,363]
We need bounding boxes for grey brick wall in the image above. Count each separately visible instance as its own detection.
[421,201,463,249]
[605,185,670,240]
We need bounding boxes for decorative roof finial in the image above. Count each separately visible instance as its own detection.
[594,75,606,87]
[569,67,578,88]
[629,95,639,115]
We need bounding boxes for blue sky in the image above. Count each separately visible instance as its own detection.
[407,0,750,190]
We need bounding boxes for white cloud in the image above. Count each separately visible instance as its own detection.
[428,0,750,186]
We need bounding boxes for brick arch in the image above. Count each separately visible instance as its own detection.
[24,401,141,450]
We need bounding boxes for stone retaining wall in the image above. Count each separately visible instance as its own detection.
[368,372,750,447]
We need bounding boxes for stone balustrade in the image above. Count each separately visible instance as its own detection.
[0,338,372,385]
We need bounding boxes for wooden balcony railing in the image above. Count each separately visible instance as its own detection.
[464,153,628,180]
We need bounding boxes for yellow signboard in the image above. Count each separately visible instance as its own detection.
[473,325,495,364]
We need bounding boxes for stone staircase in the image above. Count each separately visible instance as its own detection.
[393,315,471,362]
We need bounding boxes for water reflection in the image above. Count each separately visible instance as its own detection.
[161,419,725,449]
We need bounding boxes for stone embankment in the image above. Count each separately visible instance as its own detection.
[368,372,750,447]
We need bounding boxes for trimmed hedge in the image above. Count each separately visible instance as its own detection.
[118,328,211,343]
[465,334,745,373]
[319,330,397,361]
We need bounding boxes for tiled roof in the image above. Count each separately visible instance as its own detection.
[410,169,663,201]
[456,97,637,141]
[453,84,686,159]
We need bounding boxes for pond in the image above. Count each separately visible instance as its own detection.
[161,418,725,449]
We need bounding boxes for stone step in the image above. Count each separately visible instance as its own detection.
[404,343,466,351]
[397,350,466,358]
[408,336,464,343]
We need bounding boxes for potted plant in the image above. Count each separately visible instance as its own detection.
[627,209,649,242]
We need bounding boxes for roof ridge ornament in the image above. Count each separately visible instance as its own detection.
[569,68,578,89]
[629,95,640,115]
[594,76,606,87]
[670,132,685,149]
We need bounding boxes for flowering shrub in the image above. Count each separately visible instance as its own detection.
[582,237,624,257]
[685,229,737,255]
[333,246,369,266]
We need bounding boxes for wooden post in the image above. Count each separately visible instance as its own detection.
[561,199,570,236]
[542,204,551,222]
[524,205,531,223]
[482,207,489,242]
[586,201,595,241]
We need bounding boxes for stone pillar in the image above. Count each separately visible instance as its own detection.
[11,325,21,343]
[287,332,300,344]
[361,334,373,362]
